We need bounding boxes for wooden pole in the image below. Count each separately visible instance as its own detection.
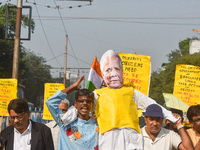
[63,34,68,87]
[12,0,22,79]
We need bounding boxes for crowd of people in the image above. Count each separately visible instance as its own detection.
[0,49,200,150]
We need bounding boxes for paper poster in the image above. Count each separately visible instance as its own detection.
[174,64,200,106]
[0,79,18,116]
[118,53,151,96]
[43,83,65,120]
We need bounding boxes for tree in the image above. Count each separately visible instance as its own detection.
[0,3,35,77]
[0,39,14,77]
[149,37,200,104]
[0,4,52,107]
[167,37,198,62]
[0,3,35,39]
[19,50,53,107]
[149,71,164,105]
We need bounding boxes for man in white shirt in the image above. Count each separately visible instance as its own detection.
[142,104,193,150]
[0,98,54,150]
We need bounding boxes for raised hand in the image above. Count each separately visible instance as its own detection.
[73,76,85,90]
[173,113,182,128]
[62,76,85,94]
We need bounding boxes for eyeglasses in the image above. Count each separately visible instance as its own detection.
[10,112,26,120]
[76,99,92,103]
[193,118,200,123]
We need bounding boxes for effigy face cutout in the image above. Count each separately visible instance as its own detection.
[100,50,123,89]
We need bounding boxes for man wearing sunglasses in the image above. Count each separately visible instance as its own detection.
[46,78,98,150]
[0,98,54,150]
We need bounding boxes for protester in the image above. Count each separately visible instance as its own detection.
[61,49,178,150]
[46,98,69,150]
[186,104,200,149]
[164,107,183,133]
[0,98,54,150]
[46,78,98,150]
[142,104,193,150]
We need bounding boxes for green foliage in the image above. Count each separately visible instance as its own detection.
[0,4,50,107]
[0,3,35,77]
[19,50,52,106]
[167,37,198,62]
[0,3,35,39]
[0,39,14,77]
[149,37,200,105]
[0,43,53,107]
[167,49,181,62]
[149,71,164,105]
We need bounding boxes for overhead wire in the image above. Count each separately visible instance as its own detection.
[2,0,92,68]
[87,19,200,26]
[47,52,91,66]
[25,0,91,10]
[67,52,91,65]
[52,0,81,67]
[47,53,64,62]
[30,16,200,26]
[30,16,200,20]
[33,0,62,67]
[1,14,200,26]
[3,1,200,66]
[29,15,199,57]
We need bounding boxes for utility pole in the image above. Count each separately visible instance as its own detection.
[77,69,80,79]
[12,0,22,79]
[63,34,68,86]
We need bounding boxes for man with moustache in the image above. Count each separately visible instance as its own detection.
[46,78,98,150]
[0,98,54,150]
[142,104,193,150]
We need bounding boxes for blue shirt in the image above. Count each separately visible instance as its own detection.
[46,90,99,150]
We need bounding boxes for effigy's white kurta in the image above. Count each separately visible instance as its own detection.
[95,87,142,150]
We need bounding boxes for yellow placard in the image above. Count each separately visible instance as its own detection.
[0,79,18,116]
[174,64,200,106]
[43,83,65,120]
[118,53,151,96]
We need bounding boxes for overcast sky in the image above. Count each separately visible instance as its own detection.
[4,0,200,79]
